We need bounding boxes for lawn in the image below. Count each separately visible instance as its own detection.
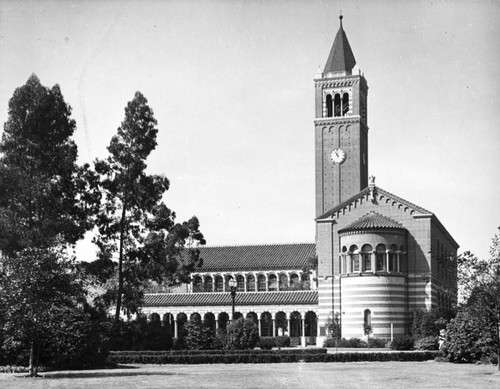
[1,361,498,388]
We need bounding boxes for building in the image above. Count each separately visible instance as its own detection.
[141,16,458,346]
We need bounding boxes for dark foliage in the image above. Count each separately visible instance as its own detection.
[389,336,415,351]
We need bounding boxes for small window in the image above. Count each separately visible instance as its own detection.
[193,276,203,292]
[364,309,372,327]
[247,274,256,292]
[376,244,386,271]
[361,244,372,271]
[215,275,224,292]
[350,245,359,272]
[205,276,213,292]
[334,94,341,117]
[279,274,288,289]
[290,273,299,286]
[326,94,333,117]
[236,275,245,292]
[342,93,349,116]
[268,274,278,291]
[257,274,266,291]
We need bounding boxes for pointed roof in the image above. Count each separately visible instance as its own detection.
[316,186,432,220]
[339,211,405,234]
[323,15,356,74]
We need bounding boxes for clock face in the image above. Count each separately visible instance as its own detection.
[330,148,346,164]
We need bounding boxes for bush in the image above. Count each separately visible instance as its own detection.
[226,318,259,350]
[389,336,415,351]
[108,350,436,364]
[109,317,173,351]
[414,336,438,350]
[184,320,215,350]
[258,337,291,350]
[368,338,388,348]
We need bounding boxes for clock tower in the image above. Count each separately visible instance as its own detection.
[315,16,368,218]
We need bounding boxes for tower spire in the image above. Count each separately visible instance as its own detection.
[323,14,356,74]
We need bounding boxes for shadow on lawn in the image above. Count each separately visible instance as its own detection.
[21,365,181,380]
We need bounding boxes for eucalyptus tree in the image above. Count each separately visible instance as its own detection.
[93,92,205,321]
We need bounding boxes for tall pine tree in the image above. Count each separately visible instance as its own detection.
[92,91,205,321]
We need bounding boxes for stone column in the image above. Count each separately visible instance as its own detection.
[258,319,261,336]
[174,320,178,338]
[272,319,276,337]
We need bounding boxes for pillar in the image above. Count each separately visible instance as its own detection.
[272,319,276,337]
[174,320,178,338]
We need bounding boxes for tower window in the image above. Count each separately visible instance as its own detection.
[361,244,372,271]
[342,93,349,115]
[326,94,333,117]
[334,94,341,117]
[376,244,387,271]
[349,245,359,272]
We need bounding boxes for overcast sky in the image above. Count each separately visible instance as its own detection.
[1,0,499,261]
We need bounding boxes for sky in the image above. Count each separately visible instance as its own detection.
[0,0,499,261]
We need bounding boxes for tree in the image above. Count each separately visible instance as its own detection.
[0,75,100,376]
[226,318,259,350]
[0,248,87,376]
[0,74,99,256]
[447,228,500,368]
[92,92,205,321]
[325,312,341,352]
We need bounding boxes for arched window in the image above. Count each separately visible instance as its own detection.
[349,245,359,272]
[193,275,203,292]
[268,274,278,291]
[290,273,299,287]
[261,312,273,336]
[215,275,224,292]
[276,311,287,334]
[364,309,372,327]
[279,274,288,289]
[341,246,348,273]
[257,274,266,291]
[247,274,256,292]
[334,94,341,117]
[361,244,372,271]
[326,94,333,117]
[190,312,201,323]
[376,244,387,271]
[218,312,229,330]
[236,275,245,292]
[225,275,234,291]
[205,276,213,293]
[389,244,398,272]
[342,93,349,116]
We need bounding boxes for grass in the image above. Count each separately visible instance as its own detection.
[1,361,499,388]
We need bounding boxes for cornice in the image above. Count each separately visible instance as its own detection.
[314,77,360,89]
[314,116,361,126]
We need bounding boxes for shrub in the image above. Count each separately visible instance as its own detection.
[368,337,388,348]
[414,336,439,350]
[226,318,259,350]
[389,336,414,351]
[108,350,436,364]
[258,337,291,350]
[184,320,215,350]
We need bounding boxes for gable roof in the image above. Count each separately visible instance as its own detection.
[195,243,315,272]
[324,16,356,74]
[338,211,405,233]
[143,290,318,307]
[317,186,432,220]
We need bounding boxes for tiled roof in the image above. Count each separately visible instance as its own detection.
[317,186,431,220]
[143,290,318,307]
[194,243,315,272]
[324,16,356,74]
[338,211,405,233]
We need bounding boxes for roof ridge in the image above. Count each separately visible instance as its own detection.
[200,242,315,249]
[317,186,432,220]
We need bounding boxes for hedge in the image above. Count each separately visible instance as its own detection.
[108,350,437,364]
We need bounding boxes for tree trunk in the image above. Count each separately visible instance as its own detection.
[28,341,36,377]
[114,200,127,322]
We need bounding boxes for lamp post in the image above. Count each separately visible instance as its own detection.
[229,278,237,320]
